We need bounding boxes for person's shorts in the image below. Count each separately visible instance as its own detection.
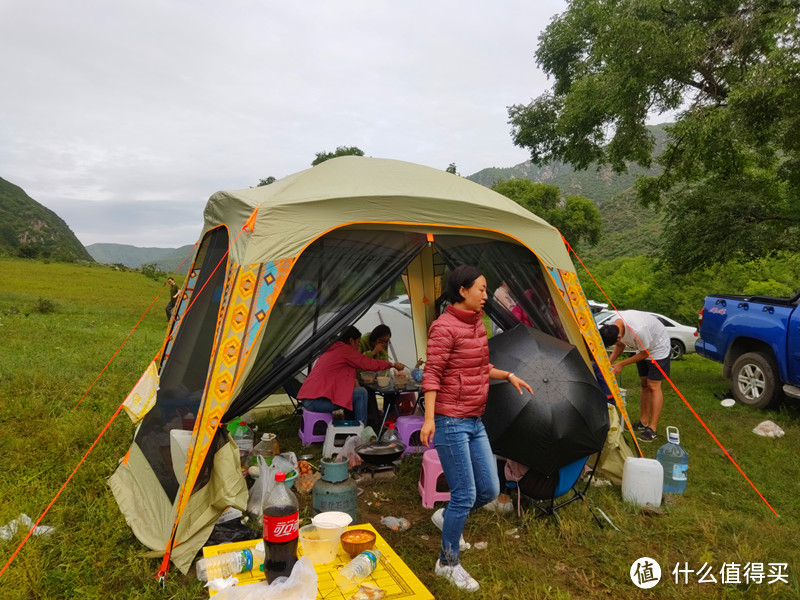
[637,358,670,380]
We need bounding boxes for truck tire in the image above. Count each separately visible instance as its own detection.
[731,352,780,409]
[669,339,685,361]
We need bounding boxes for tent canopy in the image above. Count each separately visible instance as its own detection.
[110,156,628,575]
[202,156,572,270]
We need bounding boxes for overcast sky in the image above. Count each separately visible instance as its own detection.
[1,0,566,247]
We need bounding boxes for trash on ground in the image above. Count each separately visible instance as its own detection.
[720,398,736,407]
[753,420,784,438]
[591,478,612,487]
[473,541,488,550]
[504,528,519,536]
[380,516,410,531]
[0,513,54,541]
[351,582,386,600]
[205,575,239,592]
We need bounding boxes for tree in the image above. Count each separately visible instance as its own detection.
[491,178,602,248]
[446,163,458,175]
[311,146,365,166]
[257,176,276,187]
[508,0,800,271]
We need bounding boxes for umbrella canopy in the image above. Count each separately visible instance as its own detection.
[484,325,610,476]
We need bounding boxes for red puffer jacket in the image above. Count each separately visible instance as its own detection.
[422,305,494,417]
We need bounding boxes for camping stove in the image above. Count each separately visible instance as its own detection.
[354,461,398,484]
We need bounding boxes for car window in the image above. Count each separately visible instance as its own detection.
[656,316,674,327]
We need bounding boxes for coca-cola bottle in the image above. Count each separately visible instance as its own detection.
[262,471,299,582]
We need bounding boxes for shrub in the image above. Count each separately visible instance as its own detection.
[33,297,57,314]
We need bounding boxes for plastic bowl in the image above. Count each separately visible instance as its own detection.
[360,371,376,383]
[376,376,391,387]
[299,523,344,564]
[340,528,376,558]
[312,511,353,528]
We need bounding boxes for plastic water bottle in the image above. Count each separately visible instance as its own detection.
[231,420,254,465]
[656,426,689,494]
[195,542,264,581]
[334,548,382,593]
[249,432,278,464]
[380,423,400,443]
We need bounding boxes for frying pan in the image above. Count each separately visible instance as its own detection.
[355,440,406,466]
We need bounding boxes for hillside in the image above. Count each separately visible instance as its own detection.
[86,242,194,273]
[0,177,93,261]
[466,124,670,261]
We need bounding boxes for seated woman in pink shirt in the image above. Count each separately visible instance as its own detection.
[297,326,405,424]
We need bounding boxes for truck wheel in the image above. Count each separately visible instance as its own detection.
[669,339,685,361]
[731,352,780,409]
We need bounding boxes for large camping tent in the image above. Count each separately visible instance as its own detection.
[109,156,631,576]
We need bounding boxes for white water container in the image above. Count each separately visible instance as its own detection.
[621,457,663,507]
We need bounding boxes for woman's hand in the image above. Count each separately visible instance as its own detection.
[420,417,435,447]
[509,374,533,395]
[393,361,405,371]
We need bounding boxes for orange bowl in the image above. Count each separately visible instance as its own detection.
[340,528,376,558]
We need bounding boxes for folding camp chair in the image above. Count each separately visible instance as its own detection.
[282,372,306,417]
[509,453,603,526]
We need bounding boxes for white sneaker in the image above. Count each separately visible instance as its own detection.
[435,559,480,592]
[483,497,514,514]
[431,508,471,551]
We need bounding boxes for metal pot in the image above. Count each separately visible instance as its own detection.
[356,441,406,466]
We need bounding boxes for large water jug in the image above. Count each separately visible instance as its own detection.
[621,457,663,507]
[656,426,689,494]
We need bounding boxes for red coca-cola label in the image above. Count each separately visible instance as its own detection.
[264,511,299,542]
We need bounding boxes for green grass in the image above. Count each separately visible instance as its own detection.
[1,257,799,599]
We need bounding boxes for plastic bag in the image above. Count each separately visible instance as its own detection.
[380,516,409,531]
[246,455,277,525]
[271,451,298,475]
[212,556,317,600]
[752,420,785,438]
[338,435,363,468]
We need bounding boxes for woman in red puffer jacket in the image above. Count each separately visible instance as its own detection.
[420,265,532,592]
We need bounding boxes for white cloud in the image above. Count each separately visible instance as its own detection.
[0,0,565,246]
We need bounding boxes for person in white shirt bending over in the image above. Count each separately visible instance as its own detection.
[599,310,670,443]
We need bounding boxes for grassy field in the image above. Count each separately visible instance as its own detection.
[1,257,799,599]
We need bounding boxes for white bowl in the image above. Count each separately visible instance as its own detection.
[311,511,353,528]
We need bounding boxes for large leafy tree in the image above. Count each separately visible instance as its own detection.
[508,0,800,271]
[311,146,365,166]
[492,179,602,248]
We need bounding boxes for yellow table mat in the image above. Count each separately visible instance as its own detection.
[202,523,433,599]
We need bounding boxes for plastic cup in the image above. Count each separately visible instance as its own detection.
[299,523,343,564]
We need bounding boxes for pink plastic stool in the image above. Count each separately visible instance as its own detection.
[298,409,333,446]
[396,415,428,454]
[418,448,450,508]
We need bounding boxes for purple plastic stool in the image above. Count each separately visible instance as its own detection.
[298,409,333,446]
[396,415,427,454]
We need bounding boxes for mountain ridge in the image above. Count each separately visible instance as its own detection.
[0,177,93,261]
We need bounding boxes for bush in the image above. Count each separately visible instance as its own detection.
[33,297,57,314]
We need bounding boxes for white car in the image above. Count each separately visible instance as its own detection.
[595,310,697,360]
[380,294,412,318]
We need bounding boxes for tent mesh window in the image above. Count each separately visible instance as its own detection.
[135,226,230,500]
[228,229,427,417]
[433,235,568,340]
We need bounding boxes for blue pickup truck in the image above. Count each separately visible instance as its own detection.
[696,289,800,409]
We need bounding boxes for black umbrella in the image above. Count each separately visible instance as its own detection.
[483,324,610,476]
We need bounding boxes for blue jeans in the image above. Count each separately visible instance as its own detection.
[434,415,499,566]
[301,386,368,424]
